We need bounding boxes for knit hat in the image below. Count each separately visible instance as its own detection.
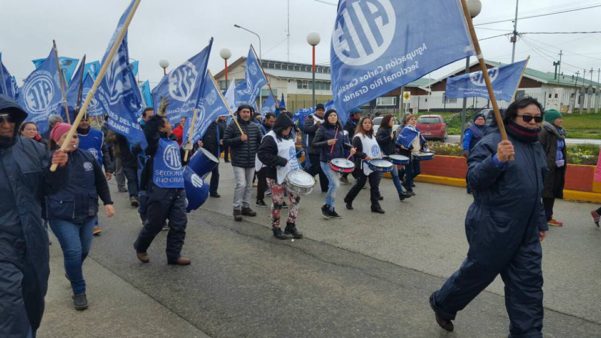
[50,123,72,143]
[473,113,486,122]
[315,103,325,111]
[544,109,561,123]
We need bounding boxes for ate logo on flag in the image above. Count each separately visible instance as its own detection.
[105,55,136,106]
[23,71,56,113]
[248,64,258,76]
[168,61,200,102]
[332,0,396,66]
[163,143,182,170]
[205,89,217,106]
[470,68,499,87]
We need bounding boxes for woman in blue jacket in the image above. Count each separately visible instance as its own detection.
[47,123,115,311]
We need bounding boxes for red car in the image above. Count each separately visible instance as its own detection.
[416,114,447,141]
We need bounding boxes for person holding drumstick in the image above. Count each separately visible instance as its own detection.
[311,109,356,219]
[397,114,427,196]
[376,114,412,201]
[343,116,385,214]
[257,114,303,240]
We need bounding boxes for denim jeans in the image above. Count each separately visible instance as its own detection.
[49,216,96,295]
[320,162,340,209]
[391,165,406,196]
[232,166,255,209]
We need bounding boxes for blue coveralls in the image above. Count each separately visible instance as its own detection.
[430,132,549,338]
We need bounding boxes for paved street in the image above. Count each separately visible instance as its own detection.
[40,162,601,337]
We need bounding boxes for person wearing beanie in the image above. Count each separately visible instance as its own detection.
[539,108,567,227]
[311,109,356,218]
[303,103,329,193]
[223,104,263,221]
[47,122,115,311]
[430,97,548,336]
[341,107,362,184]
[462,113,487,193]
[0,95,69,336]
[257,114,304,239]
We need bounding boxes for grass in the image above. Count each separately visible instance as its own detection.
[419,110,601,140]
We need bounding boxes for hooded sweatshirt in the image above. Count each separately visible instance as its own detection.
[257,114,297,181]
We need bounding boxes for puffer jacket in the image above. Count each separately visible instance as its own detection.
[223,117,262,168]
[311,123,350,163]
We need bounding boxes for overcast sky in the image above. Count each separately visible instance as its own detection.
[2,0,601,87]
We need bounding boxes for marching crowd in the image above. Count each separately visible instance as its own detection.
[1,92,600,337]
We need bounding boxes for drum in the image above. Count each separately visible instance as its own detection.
[328,158,355,173]
[386,154,410,165]
[415,152,435,161]
[367,159,394,173]
[183,166,209,212]
[188,147,219,178]
[285,169,315,195]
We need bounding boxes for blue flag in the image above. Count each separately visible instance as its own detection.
[261,94,276,115]
[139,80,153,108]
[18,47,63,134]
[0,53,18,99]
[185,72,230,144]
[330,0,474,113]
[84,60,101,78]
[130,60,139,77]
[242,45,267,106]
[445,59,528,102]
[81,73,105,117]
[66,56,86,109]
[33,56,79,85]
[151,39,213,126]
[234,80,252,106]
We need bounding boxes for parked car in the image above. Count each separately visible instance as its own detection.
[372,116,399,134]
[416,114,447,141]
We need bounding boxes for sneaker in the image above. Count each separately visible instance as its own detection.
[130,196,139,208]
[284,222,303,239]
[547,219,563,227]
[210,193,221,198]
[241,207,257,216]
[92,226,102,236]
[233,209,242,222]
[591,210,600,227]
[72,293,88,311]
[272,227,290,240]
[371,206,385,214]
[321,205,332,219]
[256,199,268,207]
[330,208,341,218]
[168,256,191,265]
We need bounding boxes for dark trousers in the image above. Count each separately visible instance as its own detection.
[307,153,329,192]
[134,186,187,262]
[0,260,35,338]
[543,197,555,221]
[402,159,421,192]
[209,164,220,195]
[122,165,139,198]
[257,168,268,201]
[344,171,381,208]
[223,144,230,161]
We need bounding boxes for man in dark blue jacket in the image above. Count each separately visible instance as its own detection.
[0,95,68,337]
[429,97,549,337]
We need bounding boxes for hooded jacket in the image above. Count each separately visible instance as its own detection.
[223,116,262,168]
[539,121,567,198]
[257,114,296,180]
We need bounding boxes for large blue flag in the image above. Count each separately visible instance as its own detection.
[0,53,18,99]
[33,56,79,85]
[66,56,86,109]
[18,47,63,134]
[445,59,528,102]
[185,72,231,144]
[151,39,213,125]
[261,93,276,115]
[81,73,105,117]
[330,0,474,113]
[241,45,267,106]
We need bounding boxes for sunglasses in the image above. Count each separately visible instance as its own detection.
[517,114,543,123]
[0,113,15,124]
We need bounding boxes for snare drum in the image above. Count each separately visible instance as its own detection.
[415,152,435,161]
[367,159,394,173]
[188,147,219,178]
[285,169,315,195]
[328,158,355,173]
[386,154,410,165]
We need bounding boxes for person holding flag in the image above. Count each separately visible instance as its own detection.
[201,115,226,198]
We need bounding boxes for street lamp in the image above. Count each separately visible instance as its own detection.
[159,59,169,76]
[460,0,482,142]
[307,32,321,108]
[220,48,232,91]
[234,24,262,60]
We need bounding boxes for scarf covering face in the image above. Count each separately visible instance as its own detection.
[506,120,541,143]
[542,121,566,139]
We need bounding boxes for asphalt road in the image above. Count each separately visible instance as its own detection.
[40,164,601,337]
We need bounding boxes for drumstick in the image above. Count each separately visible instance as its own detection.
[329,127,339,154]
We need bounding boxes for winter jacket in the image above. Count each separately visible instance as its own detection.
[539,121,567,199]
[376,126,396,155]
[304,114,323,155]
[201,120,225,157]
[311,123,351,163]
[257,115,296,180]
[46,149,113,223]
[223,117,262,168]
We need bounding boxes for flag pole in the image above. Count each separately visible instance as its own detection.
[50,0,141,172]
[511,56,530,102]
[53,40,71,124]
[460,0,508,141]
[75,55,87,110]
[208,70,245,135]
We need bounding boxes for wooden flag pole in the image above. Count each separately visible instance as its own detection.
[183,109,199,162]
[208,70,245,135]
[50,0,141,172]
[460,0,508,141]
[53,40,71,124]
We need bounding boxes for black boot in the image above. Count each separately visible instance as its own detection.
[242,207,257,216]
[284,222,303,239]
[321,204,332,219]
[430,293,454,332]
[233,209,242,222]
[344,198,353,210]
[371,205,385,214]
[272,227,289,240]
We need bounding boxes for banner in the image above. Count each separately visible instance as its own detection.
[151,39,213,125]
[261,94,276,115]
[84,60,101,78]
[33,56,79,85]
[330,0,474,113]
[18,47,63,134]
[81,73,105,117]
[185,71,230,144]
[445,59,528,101]
[242,45,267,106]
[0,53,18,99]
[66,56,86,109]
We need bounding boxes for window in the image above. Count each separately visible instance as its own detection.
[555,93,559,98]
[297,80,308,89]
[376,96,397,106]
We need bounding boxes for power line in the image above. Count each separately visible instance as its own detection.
[475,3,601,26]
[522,31,601,35]
[480,33,512,41]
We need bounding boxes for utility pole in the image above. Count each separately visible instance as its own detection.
[558,50,562,77]
[511,0,519,63]
[553,61,560,80]
[597,68,600,112]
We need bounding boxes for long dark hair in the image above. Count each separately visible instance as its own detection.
[380,114,394,129]
[355,116,374,137]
